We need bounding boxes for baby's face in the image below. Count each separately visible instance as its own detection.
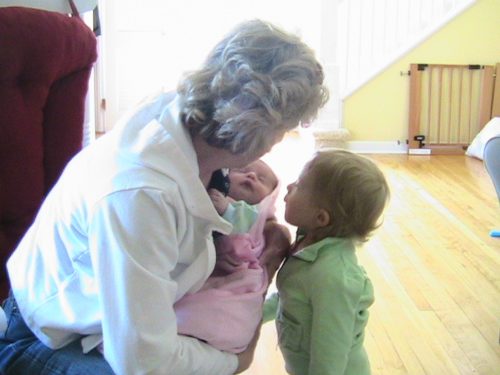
[228,160,278,205]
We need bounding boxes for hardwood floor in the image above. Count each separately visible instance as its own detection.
[244,132,500,375]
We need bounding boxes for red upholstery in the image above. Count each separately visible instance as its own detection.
[0,7,97,299]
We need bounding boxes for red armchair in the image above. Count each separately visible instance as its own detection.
[0,6,97,299]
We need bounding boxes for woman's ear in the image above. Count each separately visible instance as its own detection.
[316,208,330,228]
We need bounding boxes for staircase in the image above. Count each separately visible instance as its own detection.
[314,0,477,144]
[337,0,477,100]
[96,0,478,139]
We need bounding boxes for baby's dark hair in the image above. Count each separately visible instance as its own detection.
[306,149,390,242]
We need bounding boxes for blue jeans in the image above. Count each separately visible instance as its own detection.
[0,293,114,374]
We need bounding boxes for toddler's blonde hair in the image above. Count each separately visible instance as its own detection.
[306,149,390,242]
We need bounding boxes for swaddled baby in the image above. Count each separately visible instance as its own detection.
[174,160,286,353]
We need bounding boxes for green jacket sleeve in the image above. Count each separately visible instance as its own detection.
[262,292,279,323]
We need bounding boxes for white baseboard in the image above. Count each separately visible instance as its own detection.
[408,148,432,155]
[345,141,408,154]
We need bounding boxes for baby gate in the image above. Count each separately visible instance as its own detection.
[408,63,499,154]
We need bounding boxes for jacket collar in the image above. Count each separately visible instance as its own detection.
[115,92,232,234]
[292,237,354,262]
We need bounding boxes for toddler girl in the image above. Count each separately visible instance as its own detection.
[264,149,390,375]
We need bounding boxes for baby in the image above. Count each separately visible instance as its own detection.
[208,159,279,234]
[97,161,283,356]
[263,149,390,375]
[174,159,287,353]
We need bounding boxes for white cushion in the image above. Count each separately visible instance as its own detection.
[466,117,500,160]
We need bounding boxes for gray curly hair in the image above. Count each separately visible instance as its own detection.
[177,19,329,156]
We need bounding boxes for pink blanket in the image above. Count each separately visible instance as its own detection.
[174,184,281,353]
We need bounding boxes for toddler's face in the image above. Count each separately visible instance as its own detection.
[228,160,278,205]
[284,167,318,230]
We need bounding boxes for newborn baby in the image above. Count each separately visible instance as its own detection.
[175,160,288,353]
[209,160,278,234]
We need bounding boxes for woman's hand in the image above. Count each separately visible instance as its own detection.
[208,188,229,215]
[235,222,290,373]
[260,220,292,280]
[234,323,262,374]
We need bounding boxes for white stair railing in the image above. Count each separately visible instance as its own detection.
[338,0,477,100]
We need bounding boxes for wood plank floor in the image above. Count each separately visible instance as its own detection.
[244,132,500,375]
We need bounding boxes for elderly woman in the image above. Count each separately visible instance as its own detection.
[0,20,328,374]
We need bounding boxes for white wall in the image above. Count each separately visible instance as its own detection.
[98,0,340,131]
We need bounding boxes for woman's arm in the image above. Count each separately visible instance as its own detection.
[235,221,291,372]
[260,220,291,280]
[90,188,238,375]
[234,322,262,373]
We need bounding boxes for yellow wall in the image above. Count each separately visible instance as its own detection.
[343,0,500,142]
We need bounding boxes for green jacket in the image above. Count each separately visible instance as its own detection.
[263,237,374,375]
